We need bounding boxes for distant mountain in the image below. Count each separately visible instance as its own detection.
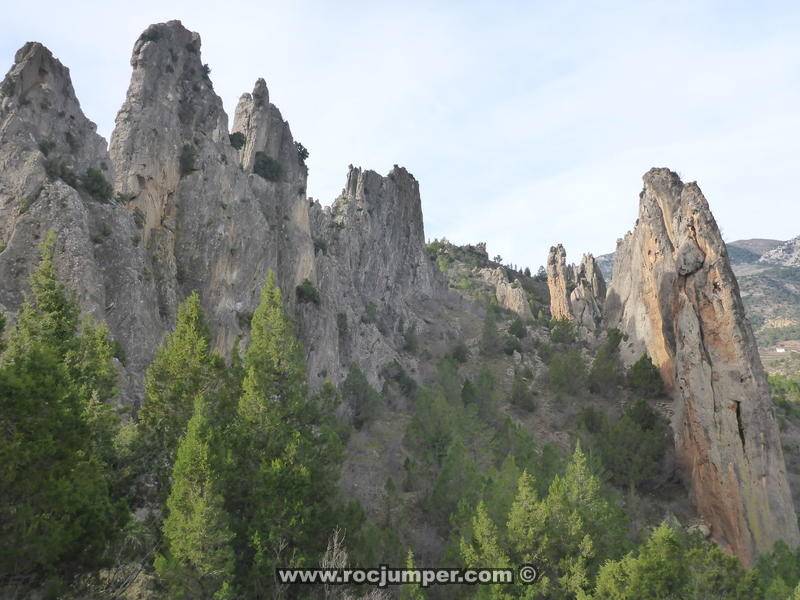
[760,236,800,267]
[728,238,783,256]
[595,252,615,280]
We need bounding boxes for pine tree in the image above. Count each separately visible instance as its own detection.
[233,272,342,595]
[0,232,124,584]
[138,292,220,501]
[156,395,236,600]
[399,549,426,600]
[460,502,512,600]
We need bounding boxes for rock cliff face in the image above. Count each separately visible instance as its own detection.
[109,21,315,363]
[605,168,800,564]
[478,267,533,319]
[0,21,436,401]
[0,41,163,398]
[546,245,605,330]
[303,165,437,386]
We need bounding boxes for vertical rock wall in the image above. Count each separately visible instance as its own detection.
[605,167,799,564]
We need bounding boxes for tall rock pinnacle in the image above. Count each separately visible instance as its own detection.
[605,167,800,564]
[546,245,605,330]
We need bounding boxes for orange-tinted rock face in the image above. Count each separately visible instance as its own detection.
[605,168,799,565]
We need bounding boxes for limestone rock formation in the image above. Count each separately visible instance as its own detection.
[478,267,533,319]
[546,244,572,321]
[109,21,316,361]
[0,21,438,401]
[303,165,437,385]
[0,41,162,400]
[545,245,605,330]
[605,167,800,564]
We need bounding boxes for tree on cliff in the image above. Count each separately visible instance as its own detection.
[0,233,125,586]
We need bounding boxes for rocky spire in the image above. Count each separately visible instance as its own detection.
[605,167,800,565]
[232,78,303,177]
[0,41,162,403]
[571,254,606,330]
[108,20,314,354]
[546,244,573,321]
[545,245,605,330]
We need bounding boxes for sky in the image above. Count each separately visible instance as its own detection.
[3,1,799,269]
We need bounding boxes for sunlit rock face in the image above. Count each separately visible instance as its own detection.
[605,167,800,565]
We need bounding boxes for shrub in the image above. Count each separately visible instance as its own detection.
[510,371,535,411]
[627,353,665,398]
[588,329,623,396]
[253,151,282,181]
[341,365,381,429]
[313,237,328,255]
[179,144,196,176]
[44,158,78,188]
[381,360,417,398]
[550,318,576,344]
[336,312,348,337]
[597,399,670,491]
[229,132,246,150]
[81,168,113,201]
[480,311,501,356]
[403,324,419,354]
[548,349,586,396]
[362,302,378,324]
[38,139,55,157]
[509,317,527,339]
[449,340,470,364]
[295,279,320,305]
[503,335,522,356]
[295,141,309,162]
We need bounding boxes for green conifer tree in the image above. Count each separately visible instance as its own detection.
[233,272,342,596]
[156,395,236,600]
[0,233,124,585]
[399,549,426,600]
[138,292,219,501]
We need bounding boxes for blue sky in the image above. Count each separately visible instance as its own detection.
[3,1,799,269]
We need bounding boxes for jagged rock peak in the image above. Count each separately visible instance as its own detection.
[545,245,605,330]
[112,20,227,158]
[0,41,107,170]
[315,165,435,300]
[605,167,800,565]
[232,77,301,174]
[571,253,606,330]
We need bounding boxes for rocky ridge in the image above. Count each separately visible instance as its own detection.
[0,21,435,401]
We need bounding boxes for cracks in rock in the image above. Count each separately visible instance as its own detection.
[735,401,746,450]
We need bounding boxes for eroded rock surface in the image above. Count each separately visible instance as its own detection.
[478,266,533,319]
[546,245,605,330]
[605,167,800,564]
[0,42,162,401]
[0,21,438,400]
